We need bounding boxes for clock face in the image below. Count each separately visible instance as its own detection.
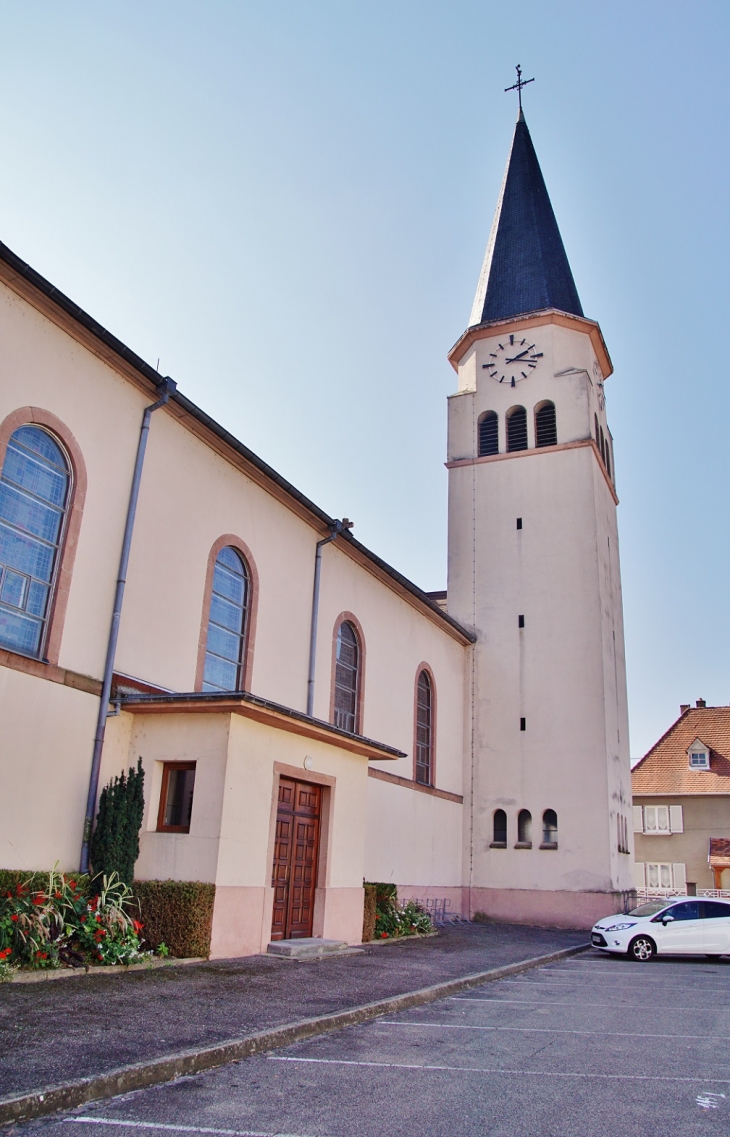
[481,335,543,386]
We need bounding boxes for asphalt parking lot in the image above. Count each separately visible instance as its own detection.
[17,950,730,1137]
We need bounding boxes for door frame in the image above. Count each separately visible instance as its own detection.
[266,762,336,940]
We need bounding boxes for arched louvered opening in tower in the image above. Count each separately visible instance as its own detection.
[478,411,498,457]
[492,808,507,847]
[599,426,606,466]
[517,808,532,846]
[541,809,558,848]
[506,406,527,452]
[605,439,612,479]
[535,401,557,448]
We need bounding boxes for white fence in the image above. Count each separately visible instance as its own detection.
[635,888,730,902]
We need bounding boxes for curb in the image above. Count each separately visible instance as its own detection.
[0,942,590,1125]
[6,958,206,985]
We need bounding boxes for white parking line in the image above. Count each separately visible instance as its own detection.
[63,1118,322,1137]
[267,1056,730,1084]
[503,977,730,992]
[378,1021,730,1041]
[449,997,708,1011]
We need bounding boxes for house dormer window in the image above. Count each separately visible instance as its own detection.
[687,738,710,770]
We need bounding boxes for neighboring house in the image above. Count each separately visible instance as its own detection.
[632,702,730,893]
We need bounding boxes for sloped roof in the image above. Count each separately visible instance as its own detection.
[469,111,583,327]
[632,707,730,795]
[709,838,730,864]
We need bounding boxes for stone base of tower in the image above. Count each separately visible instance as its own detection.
[467,887,636,931]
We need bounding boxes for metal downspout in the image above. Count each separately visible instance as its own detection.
[305,520,344,718]
[79,377,177,873]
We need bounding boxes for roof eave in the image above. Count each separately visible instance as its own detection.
[447,308,613,379]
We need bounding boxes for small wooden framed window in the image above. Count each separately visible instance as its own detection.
[157,762,196,833]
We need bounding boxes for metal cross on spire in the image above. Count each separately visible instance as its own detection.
[505,64,534,113]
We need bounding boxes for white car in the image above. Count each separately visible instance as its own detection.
[591,897,730,961]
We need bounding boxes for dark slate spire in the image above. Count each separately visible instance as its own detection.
[469,112,583,326]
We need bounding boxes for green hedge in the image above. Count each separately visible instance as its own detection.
[362,884,377,942]
[132,880,215,959]
[0,870,90,897]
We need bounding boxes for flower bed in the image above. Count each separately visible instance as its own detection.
[0,869,150,976]
[366,882,434,940]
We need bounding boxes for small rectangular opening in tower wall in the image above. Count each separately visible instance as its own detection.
[516,518,522,530]
[518,615,525,628]
[520,717,526,731]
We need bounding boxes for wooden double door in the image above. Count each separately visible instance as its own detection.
[271,778,321,940]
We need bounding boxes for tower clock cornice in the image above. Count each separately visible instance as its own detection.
[447,308,613,379]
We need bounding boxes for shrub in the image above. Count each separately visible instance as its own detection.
[132,881,215,958]
[362,884,377,942]
[0,870,89,897]
[91,758,145,887]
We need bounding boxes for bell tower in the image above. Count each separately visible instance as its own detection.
[447,106,634,925]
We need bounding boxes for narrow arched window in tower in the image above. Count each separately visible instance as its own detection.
[202,546,250,691]
[506,406,528,452]
[0,425,70,658]
[415,669,433,786]
[535,401,557,448]
[334,620,360,733]
[542,809,558,847]
[517,809,532,846]
[594,413,599,444]
[599,426,606,466]
[605,439,612,479]
[478,411,499,457]
[492,808,507,847]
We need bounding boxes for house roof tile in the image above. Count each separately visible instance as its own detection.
[632,707,730,795]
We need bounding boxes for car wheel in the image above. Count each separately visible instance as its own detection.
[628,935,655,962]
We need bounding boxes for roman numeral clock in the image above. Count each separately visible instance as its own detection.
[482,334,543,386]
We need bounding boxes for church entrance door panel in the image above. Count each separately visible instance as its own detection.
[271,777,321,940]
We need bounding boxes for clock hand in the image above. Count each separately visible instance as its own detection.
[504,349,532,363]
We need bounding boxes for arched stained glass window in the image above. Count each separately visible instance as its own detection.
[506,406,528,452]
[415,669,433,786]
[333,620,360,733]
[478,411,498,457]
[202,546,249,692]
[0,425,70,657]
[535,401,557,448]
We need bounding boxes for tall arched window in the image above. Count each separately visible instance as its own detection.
[506,406,528,452]
[542,809,558,847]
[478,411,498,457]
[333,620,360,733]
[202,546,249,691]
[535,401,557,448]
[517,809,532,846]
[599,426,606,466]
[415,669,433,786]
[605,439,612,479]
[492,808,507,847]
[0,425,70,658]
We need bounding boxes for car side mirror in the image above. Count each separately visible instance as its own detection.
[661,915,675,925]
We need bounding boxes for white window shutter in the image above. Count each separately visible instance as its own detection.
[672,863,686,890]
[633,806,644,833]
[669,805,683,833]
[633,861,646,888]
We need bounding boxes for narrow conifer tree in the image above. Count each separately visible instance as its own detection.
[90,758,145,886]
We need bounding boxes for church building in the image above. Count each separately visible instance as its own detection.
[0,105,635,955]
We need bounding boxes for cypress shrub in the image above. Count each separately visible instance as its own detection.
[362,884,377,942]
[90,758,145,887]
[132,880,215,958]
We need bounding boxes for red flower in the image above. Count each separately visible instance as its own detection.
[132,920,143,932]
[380,932,388,938]
[32,894,44,906]
[69,880,76,889]
[10,915,18,923]
[54,891,62,898]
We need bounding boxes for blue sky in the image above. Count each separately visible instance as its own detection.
[1,1,728,757]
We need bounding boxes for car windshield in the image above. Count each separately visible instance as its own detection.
[628,901,671,917]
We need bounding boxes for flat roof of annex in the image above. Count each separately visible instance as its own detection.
[0,239,474,647]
